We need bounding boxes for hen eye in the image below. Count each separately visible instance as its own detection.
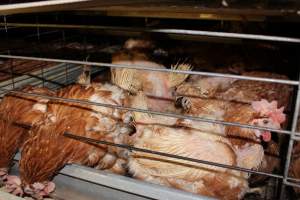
[183,98,188,104]
[263,119,269,124]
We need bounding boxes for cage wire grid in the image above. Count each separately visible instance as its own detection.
[0,17,300,200]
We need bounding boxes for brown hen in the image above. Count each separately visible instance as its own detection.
[176,71,291,182]
[111,38,191,112]
[19,83,131,199]
[127,92,250,200]
[0,86,55,184]
[176,71,291,108]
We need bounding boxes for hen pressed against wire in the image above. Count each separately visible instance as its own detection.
[18,83,132,199]
[0,86,55,192]
[0,37,295,200]
[126,82,288,199]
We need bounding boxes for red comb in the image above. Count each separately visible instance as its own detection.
[252,99,286,124]
[269,107,286,124]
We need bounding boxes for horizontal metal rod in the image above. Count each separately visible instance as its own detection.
[150,29,300,44]
[0,55,298,86]
[0,0,95,15]
[284,179,300,189]
[1,22,300,44]
[286,177,300,183]
[64,132,283,179]
[0,88,294,135]
[0,0,90,10]
[293,134,300,141]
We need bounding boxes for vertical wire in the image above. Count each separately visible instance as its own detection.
[60,13,66,46]
[10,59,14,89]
[65,63,69,85]
[62,30,65,44]
[41,62,45,87]
[3,16,7,33]
[3,16,10,55]
[36,16,40,41]
[280,71,300,199]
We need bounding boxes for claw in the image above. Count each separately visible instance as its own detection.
[0,168,8,187]
[4,175,23,197]
[24,181,55,199]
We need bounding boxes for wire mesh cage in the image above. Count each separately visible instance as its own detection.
[0,2,299,200]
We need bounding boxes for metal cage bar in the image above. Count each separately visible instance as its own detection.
[63,132,283,179]
[0,79,294,180]
[280,73,300,199]
[1,18,300,199]
[0,57,298,198]
[0,55,298,86]
[0,87,295,136]
[1,23,300,44]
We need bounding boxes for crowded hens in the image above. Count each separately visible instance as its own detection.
[18,83,132,199]
[111,38,191,112]
[0,38,293,200]
[0,87,55,187]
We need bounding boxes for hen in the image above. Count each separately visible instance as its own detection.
[179,97,284,139]
[0,86,55,186]
[176,71,291,108]
[111,38,191,112]
[127,92,253,200]
[176,97,285,171]
[18,83,131,199]
[176,71,291,179]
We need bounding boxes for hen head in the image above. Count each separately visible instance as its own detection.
[251,99,286,142]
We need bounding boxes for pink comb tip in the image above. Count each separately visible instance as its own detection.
[252,99,286,124]
[269,107,286,124]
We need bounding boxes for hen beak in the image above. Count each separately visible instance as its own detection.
[260,131,272,142]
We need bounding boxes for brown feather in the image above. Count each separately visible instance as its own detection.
[19,83,130,188]
[0,86,54,170]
